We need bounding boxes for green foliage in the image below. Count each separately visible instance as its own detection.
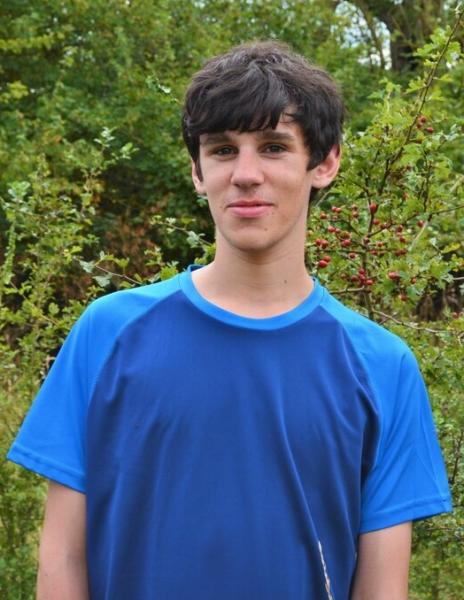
[0,0,389,269]
[1,1,463,597]
[0,173,88,597]
[308,16,464,597]
[0,134,143,598]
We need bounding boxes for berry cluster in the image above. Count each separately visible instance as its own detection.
[310,198,428,303]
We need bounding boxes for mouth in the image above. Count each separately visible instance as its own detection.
[227,198,273,218]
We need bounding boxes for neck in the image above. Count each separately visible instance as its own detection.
[191,243,313,318]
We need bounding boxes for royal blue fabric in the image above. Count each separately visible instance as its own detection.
[8,267,451,599]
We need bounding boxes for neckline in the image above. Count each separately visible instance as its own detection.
[178,265,324,331]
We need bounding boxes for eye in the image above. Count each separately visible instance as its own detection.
[213,146,236,156]
[263,144,286,154]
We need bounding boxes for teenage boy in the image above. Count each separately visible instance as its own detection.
[8,42,451,599]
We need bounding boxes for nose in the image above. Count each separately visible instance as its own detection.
[230,148,265,188]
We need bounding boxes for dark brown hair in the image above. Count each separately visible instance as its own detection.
[182,41,344,188]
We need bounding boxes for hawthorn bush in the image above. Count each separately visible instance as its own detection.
[1,1,463,598]
[310,25,464,599]
[0,133,139,596]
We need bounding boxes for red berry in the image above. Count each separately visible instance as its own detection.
[417,220,425,227]
[426,126,434,133]
[388,271,400,281]
[373,218,380,225]
[341,239,351,247]
[349,252,357,259]
[369,203,378,214]
[321,239,329,248]
[350,275,359,282]
[318,259,329,268]
[327,225,336,233]
[366,279,374,286]
[419,115,427,124]
[322,255,331,263]
[319,212,328,219]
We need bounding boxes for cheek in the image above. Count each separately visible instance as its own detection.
[201,171,218,192]
[280,178,311,203]
[205,179,228,206]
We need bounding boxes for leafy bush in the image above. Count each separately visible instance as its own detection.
[311,21,464,598]
[1,2,463,598]
[0,135,137,598]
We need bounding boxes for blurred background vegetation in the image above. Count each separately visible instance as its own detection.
[1,1,463,597]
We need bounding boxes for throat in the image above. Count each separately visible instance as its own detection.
[191,263,313,319]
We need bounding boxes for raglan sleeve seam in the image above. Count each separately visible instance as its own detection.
[358,344,452,528]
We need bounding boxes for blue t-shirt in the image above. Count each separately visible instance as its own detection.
[8,267,451,599]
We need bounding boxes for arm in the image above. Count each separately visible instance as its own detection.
[37,481,88,600]
[351,522,412,600]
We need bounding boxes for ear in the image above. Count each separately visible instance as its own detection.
[191,160,206,195]
[311,145,341,189]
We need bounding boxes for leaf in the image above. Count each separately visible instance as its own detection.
[79,260,95,274]
[93,274,112,287]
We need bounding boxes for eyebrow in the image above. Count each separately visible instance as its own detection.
[200,130,297,146]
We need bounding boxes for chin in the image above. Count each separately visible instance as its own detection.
[226,236,280,255]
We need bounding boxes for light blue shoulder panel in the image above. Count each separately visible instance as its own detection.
[7,276,181,492]
[320,292,452,531]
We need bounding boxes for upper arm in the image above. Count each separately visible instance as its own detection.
[37,481,88,599]
[359,347,451,533]
[41,481,86,554]
[351,522,412,600]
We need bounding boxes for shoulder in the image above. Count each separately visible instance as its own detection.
[56,275,183,395]
[317,288,425,430]
[319,288,413,374]
[82,274,182,337]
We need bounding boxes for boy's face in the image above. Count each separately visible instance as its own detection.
[192,116,340,257]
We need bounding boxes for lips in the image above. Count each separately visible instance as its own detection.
[227,198,273,218]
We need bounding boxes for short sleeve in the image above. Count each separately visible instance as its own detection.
[7,279,180,493]
[7,305,96,492]
[360,348,452,533]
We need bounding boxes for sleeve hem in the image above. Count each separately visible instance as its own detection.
[7,444,86,493]
[360,496,453,533]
